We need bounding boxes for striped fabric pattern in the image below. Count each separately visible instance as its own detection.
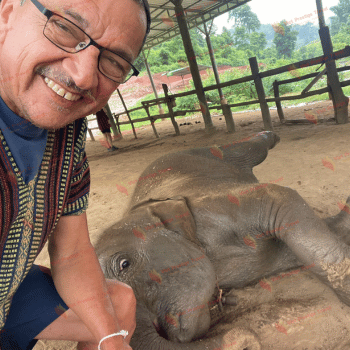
[0,118,90,329]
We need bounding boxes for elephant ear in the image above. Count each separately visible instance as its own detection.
[133,196,198,245]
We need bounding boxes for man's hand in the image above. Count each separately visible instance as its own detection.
[48,213,135,349]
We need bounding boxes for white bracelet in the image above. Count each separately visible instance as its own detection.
[98,330,129,350]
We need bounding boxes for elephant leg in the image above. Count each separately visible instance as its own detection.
[187,131,280,171]
[235,184,350,306]
[221,131,280,170]
[324,196,350,245]
[131,304,261,350]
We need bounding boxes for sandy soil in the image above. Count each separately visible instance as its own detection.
[34,100,350,350]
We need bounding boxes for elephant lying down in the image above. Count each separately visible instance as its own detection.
[96,131,350,350]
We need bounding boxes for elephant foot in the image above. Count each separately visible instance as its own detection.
[219,328,261,350]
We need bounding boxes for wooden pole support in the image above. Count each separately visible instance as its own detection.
[143,104,159,138]
[162,84,180,136]
[173,1,215,134]
[249,57,273,131]
[221,103,235,133]
[87,127,95,141]
[104,103,121,140]
[318,26,348,124]
[273,80,285,122]
[117,89,137,139]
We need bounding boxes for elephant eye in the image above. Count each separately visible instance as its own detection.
[119,259,130,271]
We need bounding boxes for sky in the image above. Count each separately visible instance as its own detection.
[214,0,340,32]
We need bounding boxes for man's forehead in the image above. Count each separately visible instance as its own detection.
[46,0,148,36]
[44,0,113,29]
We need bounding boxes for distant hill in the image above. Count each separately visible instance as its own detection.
[257,22,319,48]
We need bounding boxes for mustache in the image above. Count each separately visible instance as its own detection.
[36,66,95,102]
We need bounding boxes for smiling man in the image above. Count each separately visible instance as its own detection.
[0,0,150,349]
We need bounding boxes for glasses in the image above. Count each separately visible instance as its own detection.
[31,0,139,83]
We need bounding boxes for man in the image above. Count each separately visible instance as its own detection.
[0,0,150,349]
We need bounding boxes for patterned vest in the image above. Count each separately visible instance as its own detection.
[0,118,90,328]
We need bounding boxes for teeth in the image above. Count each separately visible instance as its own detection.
[64,92,73,100]
[57,88,66,97]
[52,84,60,92]
[44,77,81,101]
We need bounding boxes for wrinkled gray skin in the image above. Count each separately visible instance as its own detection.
[96,131,350,350]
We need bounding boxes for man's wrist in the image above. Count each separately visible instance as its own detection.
[98,331,129,350]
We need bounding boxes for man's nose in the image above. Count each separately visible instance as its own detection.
[62,46,100,91]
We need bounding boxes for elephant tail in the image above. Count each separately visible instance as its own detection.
[130,304,261,350]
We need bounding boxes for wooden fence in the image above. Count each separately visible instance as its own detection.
[87,46,350,139]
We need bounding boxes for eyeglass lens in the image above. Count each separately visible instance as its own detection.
[44,15,134,83]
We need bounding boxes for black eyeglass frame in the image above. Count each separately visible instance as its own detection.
[31,0,140,83]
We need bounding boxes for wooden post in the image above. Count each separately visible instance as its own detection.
[143,103,159,138]
[316,0,348,124]
[104,103,121,139]
[249,57,273,130]
[114,115,121,134]
[87,127,95,141]
[162,84,180,136]
[202,20,235,133]
[172,0,215,134]
[142,50,165,116]
[116,89,137,139]
[273,80,285,122]
[221,104,235,133]
[301,68,327,95]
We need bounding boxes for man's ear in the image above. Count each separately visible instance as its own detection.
[0,0,15,44]
[132,196,199,245]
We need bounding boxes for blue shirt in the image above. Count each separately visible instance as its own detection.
[0,96,47,183]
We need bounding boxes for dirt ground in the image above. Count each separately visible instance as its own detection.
[34,100,350,350]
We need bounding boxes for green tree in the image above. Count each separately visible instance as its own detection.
[330,0,350,34]
[249,32,267,56]
[273,21,298,58]
[232,27,249,50]
[228,4,260,33]
[294,22,318,47]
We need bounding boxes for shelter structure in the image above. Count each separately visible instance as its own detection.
[141,0,250,133]
[103,0,348,140]
[166,64,211,86]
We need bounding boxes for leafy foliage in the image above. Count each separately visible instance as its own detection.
[330,0,350,34]
[273,21,299,58]
[228,4,261,33]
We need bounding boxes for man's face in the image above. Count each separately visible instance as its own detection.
[0,0,147,129]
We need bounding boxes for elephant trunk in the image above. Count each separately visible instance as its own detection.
[130,304,261,350]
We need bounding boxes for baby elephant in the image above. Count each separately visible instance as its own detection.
[96,131,350,350]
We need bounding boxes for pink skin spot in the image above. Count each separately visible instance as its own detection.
[227,194,240,206]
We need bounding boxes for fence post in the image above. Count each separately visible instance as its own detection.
[221,103,235,133]
[319,27,349,124]
[87,127,95,141]
[249,57,273,131]
[116,89,137,139]
[104,103,121,140]
[162,84,180,136]
[316,0,348,124]
[273,80,285,122]
[143,103,160,138]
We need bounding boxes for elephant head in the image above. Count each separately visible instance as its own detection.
[96,196,218,343]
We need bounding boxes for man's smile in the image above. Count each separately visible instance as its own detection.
[44,77,81,101]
